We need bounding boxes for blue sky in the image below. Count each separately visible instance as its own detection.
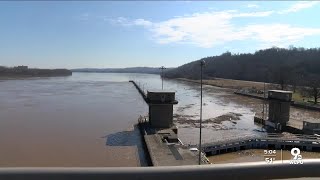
[1,1,320,69]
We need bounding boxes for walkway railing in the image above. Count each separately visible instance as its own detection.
[203,133,320,148]
[1,159,320,180]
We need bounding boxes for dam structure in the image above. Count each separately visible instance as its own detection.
[131,80,320,163]
[254,90,320,134]
[202,133,320,156]
[201,89,320,156]
[130,80,209,166]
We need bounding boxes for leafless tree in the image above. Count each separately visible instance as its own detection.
[303,76,320,104]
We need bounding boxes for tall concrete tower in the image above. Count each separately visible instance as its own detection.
[146,90,178,128]
[268,90,293,127]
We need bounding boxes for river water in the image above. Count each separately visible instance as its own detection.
[0,72,319,166]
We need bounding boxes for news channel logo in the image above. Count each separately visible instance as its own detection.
[290,147,303,164]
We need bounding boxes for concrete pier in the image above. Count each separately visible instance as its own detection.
[144,134,202,166]
[129,80,147,102]
[254,90,320,134]
[131,80,320,165]
[131,80,208,166]
[138,117,208,166]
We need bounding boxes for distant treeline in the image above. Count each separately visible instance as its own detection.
[164,47,320,86]
[72,67,173,74]
[164,47,320,104]
[0,66,72,77]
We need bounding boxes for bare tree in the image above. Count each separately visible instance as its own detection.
[303,76,320,104]
[274,66,291,90]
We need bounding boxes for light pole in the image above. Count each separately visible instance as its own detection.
[160,66,166,90]
[263,81,266,120]
[142,83,145,93]
[199,60,205,165]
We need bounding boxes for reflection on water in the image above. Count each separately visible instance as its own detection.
[0,72,319,166]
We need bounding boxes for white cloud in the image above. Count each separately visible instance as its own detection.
[108,17,132,26]
[133,19,153,27]
[79,13,89,21]
[110,3,320,48]
[247,4,259,8]
[107,17,153,27]
[149,11,235,47]
[278,1,319,14]
[234,11,274,17]
[243,24,320,48]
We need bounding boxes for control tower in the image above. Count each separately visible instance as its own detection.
[146,90,178,128]
[268,90,293,127]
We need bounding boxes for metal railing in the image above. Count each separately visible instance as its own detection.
[203,133,320,149]
[1,159,320,180]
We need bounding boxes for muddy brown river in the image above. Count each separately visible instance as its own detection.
[0,72,319,166]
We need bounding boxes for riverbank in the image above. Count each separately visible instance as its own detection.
[235,90,320,112]
[0,75,70,80]
[0,67,72,79]
[176,78,319,106]
[176,78,274,91]
[172,77,320,139]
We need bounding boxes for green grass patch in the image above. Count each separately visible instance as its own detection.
[292,91,313,103]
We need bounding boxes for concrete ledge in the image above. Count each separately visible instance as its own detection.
[234,91,266,100]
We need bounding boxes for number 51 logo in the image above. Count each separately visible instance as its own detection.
[290,147,303,165]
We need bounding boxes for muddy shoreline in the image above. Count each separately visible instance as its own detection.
[174,112,242,128]
[169,78,319,146]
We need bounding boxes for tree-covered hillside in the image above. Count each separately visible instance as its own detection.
[0,66,72,77]
[164,47,320,86]
[72,67,173,74]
